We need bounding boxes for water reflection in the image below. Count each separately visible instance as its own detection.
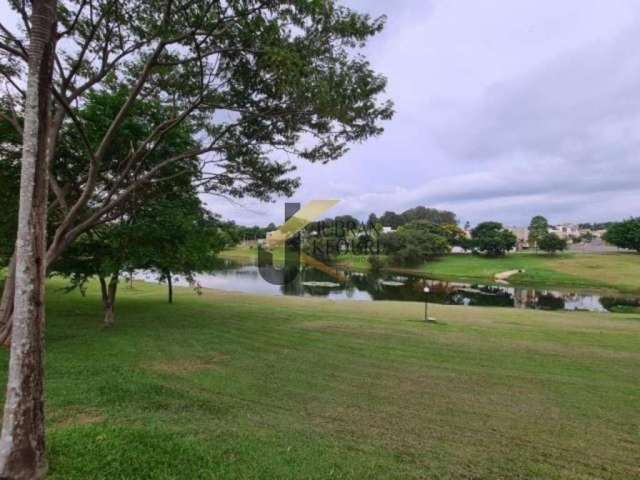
[140,260,640,313]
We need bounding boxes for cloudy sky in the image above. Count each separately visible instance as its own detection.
[207,0,640,227]
[3,1,639,227]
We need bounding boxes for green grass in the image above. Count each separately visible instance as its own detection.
[339,251,640,293]
[222,246,640,293]
[1,279,639,479]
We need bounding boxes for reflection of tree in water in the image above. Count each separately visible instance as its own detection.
[281,265,342,297]
[599,296,640,312]
[208,257,244,272]
[449,285,515,308]
[535,293,565,310]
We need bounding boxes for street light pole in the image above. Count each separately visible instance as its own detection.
[423,286,430,322]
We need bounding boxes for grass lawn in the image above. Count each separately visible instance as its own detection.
[1,279,639,478]
[222,246,640,293]
[413,251,640,292]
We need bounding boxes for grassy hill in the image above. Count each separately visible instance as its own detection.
[1,279,638,478]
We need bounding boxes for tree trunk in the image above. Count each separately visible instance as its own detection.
[99,273,119,327]
[0,1,57,478]
[167,271,173,304]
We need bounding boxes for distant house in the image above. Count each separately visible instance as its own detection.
[508,226,530,250]
[578,227,607,239]
[381,226,396,234]
[549,223,580,239]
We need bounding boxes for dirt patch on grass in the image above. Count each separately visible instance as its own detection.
[144,353,228,375]
[54,409,106,428]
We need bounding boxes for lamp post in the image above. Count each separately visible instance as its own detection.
[423,286,430,322]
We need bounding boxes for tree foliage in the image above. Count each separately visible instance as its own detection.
[537,233,568,254]
[528,215,549,248]
[471,222,517,257]
[377,207,457,229]
[0,0,393,270]
[604,219,640,252]
[380,222,450,266]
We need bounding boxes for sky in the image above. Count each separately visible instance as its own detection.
[206,0,640,227]
[3,1,640,228]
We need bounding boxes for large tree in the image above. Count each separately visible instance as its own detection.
[0,0,393,335]
[126,196,229,305]
[471,222,517,257]
[0,0,57,477]
[604,218,640,252]
[380,222,450,266]
[528,215,549,250]
[537,233,568,254]
[0,0,392,475]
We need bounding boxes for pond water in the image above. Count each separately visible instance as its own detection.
[138,260,640,313]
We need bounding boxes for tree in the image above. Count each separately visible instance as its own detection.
[537,233,568,254]
[528,215,549,250]
[471,222,517,257]
[379,211,403,228]
[0,0,393,336]
[53,195,229,325]
[0,0,57,477]
[52,225,130,327]
[414,222,466,247]
[380,222,450,266]
[401,206,457,226]
[604,218,640,252]
[0,0,393,474]
[130,197,229,305]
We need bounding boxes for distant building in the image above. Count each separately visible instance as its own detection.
[381,226,396,234]
[579,228,607,239]
[549,223,580,239]
[508,226,530,250]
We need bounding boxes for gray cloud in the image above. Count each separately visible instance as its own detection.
[209,0,640,227]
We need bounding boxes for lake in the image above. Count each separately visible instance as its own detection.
[138,260,640,313]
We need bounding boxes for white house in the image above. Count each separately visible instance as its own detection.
[549,223,580,239]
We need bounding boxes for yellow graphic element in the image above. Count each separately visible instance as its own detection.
[264,200,343,281]
[265,200,339,248]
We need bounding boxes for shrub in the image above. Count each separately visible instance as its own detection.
[367,255,386,272]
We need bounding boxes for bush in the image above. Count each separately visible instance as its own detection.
[367,255,386,272]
